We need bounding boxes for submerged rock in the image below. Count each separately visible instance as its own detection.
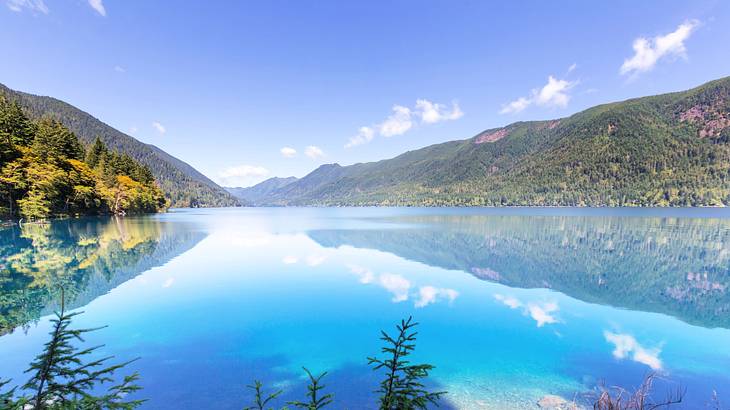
[537,394,581,409]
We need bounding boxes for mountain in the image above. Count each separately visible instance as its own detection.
[226,176,298,204]
[258,77,730,207]
[0,83,238,208]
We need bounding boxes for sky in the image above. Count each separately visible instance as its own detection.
[1,1,729,187]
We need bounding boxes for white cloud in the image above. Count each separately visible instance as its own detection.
[6,0,48,13]
[217,164,269,186]
[527,302,559,327]
[567,63,577,73]
[282,255,299,264]
[500,75,577,114]
[379,105,413,137]
[345,126,375,148]
[128,126,138,135]
[621,20,699,76]
[379,273,411,302]
[114,65,125,73]
[534,76,574,107]
[604,331,663,370]
[347,264,375,284]
[152,122,166,135]
[494,294,523,309]
[304,145,325,159]
[499,97,531,114]
[162,277,174,288]
[87,0,105,16]
[494,295,560,327]
[280,147,297,158]
[415,286,459,308]
[415,99,463,124]
[347,99,463,147]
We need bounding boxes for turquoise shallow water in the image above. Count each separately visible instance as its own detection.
[1,207,730,409]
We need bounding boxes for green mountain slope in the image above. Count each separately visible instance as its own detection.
[0,83,238,208]
[260,77,730,206]
[226,176,297,204]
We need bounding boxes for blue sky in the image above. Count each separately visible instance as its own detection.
[1,1,729,187]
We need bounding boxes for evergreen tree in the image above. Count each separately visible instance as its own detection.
[368,317,445,410]
[242,381,285,410]
[287,368,333,410]
[0,292,145,409]
[86,137,108,169]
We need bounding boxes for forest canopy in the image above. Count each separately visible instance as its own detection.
[0,97,166,220]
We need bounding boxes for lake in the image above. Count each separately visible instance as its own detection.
[1,207,729,409]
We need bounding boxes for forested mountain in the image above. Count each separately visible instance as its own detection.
[226,176,297,204]
[0,83,238,208]
[255,77,730,207]
[0,97,166,219]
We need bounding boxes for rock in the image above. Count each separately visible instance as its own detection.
[537,394,581,409]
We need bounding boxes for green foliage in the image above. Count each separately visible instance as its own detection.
[286,368,333,410]
[368,316,445,410]
[243,380,284,410]
[0,83,238,208]
[1,295,145,409]
[0,97,166,220]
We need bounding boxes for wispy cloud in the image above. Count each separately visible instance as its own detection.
[500,72,577,114]
[282,255,299,264]
[379,105,413,137]
[304,145,325,159]
[415,99,463,124]
[379,273,411,302]
[114,65,126,73]
[280,147,297,158]
[527,302,559,327]
[347,265,375,284]
[6,0,48,13]
[87,0,105,16]
[415,286,459,308]
[152,122,166,135]
[345,126,375,148]
[217,164,269,186]
[346,99,463,148]
[494,294,560,327]
[604,331,663,370]
[620,20,699,77]
[162,277,175,288]
[128,126,138,135]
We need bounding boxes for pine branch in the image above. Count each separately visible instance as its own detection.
[243,380,285,410]
[287,367,333,410]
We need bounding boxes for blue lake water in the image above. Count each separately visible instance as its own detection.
[1,207,730,409]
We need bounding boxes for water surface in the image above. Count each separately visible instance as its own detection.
[1,208,729,409]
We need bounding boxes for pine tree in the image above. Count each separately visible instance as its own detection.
[287,368,333,410]
[242,380,284,410]
[368,317,445,410]
[86,137,108,169]
[0,291,146,409]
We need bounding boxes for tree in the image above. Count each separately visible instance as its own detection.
[86,137,108,169]
[287,368,333,410]
[0,293,145,409]
[368,316,445,410]
[242,381,284,410]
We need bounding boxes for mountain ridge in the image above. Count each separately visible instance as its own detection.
[242,76,730,207]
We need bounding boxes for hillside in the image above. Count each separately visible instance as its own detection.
[226,176,297,204]
[254,77,730,206]
[0,83,238,208]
